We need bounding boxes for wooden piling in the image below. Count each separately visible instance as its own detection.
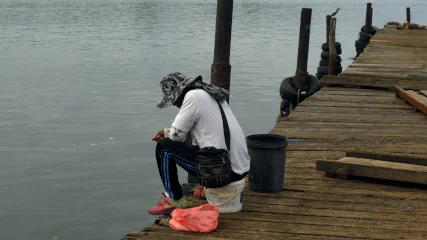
[294,8,312,89]
[211,0,233,103]
[328,18,337,75]
[407,7,411,23]
[326,15,331,44]
[365,3,373,31]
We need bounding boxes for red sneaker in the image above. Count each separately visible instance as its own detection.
[148,193,189,215]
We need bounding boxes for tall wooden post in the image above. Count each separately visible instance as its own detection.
[294,8,312,89]
[211,0,233,103]
[328,18,337,75]
[365,3,373,31]
[407,7,411,23]
[326,15,331,44]
[186,0,234,185]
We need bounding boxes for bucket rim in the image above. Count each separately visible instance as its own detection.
[246,133,288,149]
[246,133,287,140]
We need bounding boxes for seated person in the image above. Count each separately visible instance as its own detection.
[149,72,250,215]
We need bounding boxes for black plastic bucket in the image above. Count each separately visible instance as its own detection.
[246,134,288,193]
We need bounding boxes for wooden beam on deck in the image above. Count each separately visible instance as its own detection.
[317,157,427,185]
[395,86,427,115]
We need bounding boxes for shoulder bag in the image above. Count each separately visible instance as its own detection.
[195,99,232,188]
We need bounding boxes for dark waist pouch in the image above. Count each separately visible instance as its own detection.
[195,147,232,188]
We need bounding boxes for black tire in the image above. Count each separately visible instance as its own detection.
[317,66,329,74]
[316,73,325,80]
[280,77,298,101]
[337,66,343,73]
[319,59,329,66]
[361,25,376,35]
[336,48,342,55]
[299,74,322,102]
[321,51,329,59]
[320,52,342,62]
[321,42,342,51]
[355,40,368,49]
[358,31,371,42]
[280,99,292,117]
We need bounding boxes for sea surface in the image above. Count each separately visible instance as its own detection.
[1,0,426,239]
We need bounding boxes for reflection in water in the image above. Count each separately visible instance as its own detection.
[0,0,426,239]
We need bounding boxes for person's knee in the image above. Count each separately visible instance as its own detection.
[156,138,172,151]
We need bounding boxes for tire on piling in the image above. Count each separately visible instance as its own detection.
[355,40,369,49]
[358,31,371,42]
[321,42,342,52]
[361,26,376,35]
[280,77,298,102]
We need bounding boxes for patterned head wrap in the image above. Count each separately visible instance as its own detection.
[157,72,229,108]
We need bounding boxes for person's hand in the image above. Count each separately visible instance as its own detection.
[152,129,165,142]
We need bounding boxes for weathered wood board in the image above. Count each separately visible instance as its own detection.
[395,86,427,115]
[346,151,427,166]
[317,157,427,185]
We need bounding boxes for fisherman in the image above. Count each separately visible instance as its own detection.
[149,72,250,215]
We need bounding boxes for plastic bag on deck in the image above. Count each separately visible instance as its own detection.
[169,204,219,233]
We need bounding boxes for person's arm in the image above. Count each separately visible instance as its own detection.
[153,93,198,143]
[171,92,198,138]
[163,127,187,142]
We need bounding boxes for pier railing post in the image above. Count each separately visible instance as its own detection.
[211,0,233,103]
[326,15,331,44]
[407,7,411,23]
[328,18,337,75]
[294,8,312,89]
[365,3,373,32]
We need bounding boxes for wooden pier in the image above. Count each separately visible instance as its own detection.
[123,24,427,240]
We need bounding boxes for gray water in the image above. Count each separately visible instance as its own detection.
[1,0,426,239]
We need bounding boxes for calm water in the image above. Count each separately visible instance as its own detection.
[1,0,426,239]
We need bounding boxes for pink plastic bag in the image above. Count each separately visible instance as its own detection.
[169,204,219,233]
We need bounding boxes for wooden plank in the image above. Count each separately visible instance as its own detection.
[247,184,427,203]
[321,75,427,90]
[126,226,339,240]
[287,142,427,153]
[307,94,405,104]
[421,90,427,96]
[242,202,427,223]
[349,63,423,69]
[346,150,427,166]
[395,86,427,115]
[270,129,427,141]
[346,67,427,74]
[343,72,427,80]
[244,194,426,214]
[281,112,426,124]
[298,101,413,109]
[294,105,416,114]
[316,157,427,185]
[221,212,427,232]
[217,218,427,240]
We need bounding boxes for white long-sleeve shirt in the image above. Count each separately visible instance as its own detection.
[165,89,250,175]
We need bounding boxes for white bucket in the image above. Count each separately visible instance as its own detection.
[205,179,245,213]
